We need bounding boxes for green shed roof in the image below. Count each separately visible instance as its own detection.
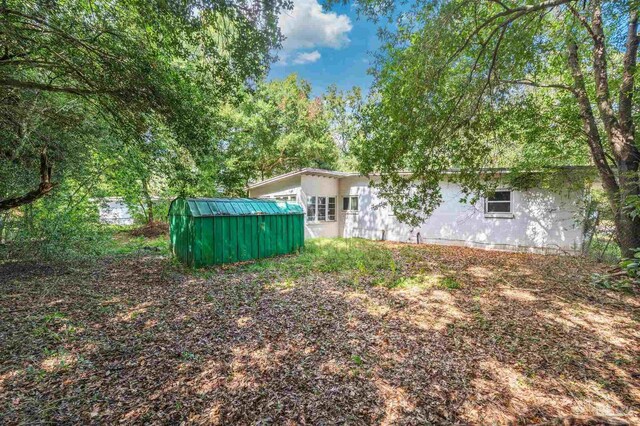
[169,197,304,217]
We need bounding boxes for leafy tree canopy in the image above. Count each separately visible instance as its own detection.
[332,0,639,255]
[215,74,340,195]
[0,0,289,210]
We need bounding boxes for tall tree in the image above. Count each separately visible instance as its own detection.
[324,84,364,171]
[336,0,640,257]
[218,74,339,194]
[0,0,288,211]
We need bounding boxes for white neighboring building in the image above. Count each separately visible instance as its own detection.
[96,197,135,225]
[247,168,588,254]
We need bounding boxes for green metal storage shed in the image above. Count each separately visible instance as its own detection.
[169,197,305,267]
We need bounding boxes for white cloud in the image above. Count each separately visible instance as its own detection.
[292,50,321,65]
[279,0,352,51]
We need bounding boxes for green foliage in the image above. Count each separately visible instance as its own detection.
[623,195,640,221]
[104,233,169,257]
[0,189,170,262]
[323,84,365,171]
[1,0,290,256]
[590,273,634,294]
[338,0,633,231]
[440,277,461,290]
[620,250,640,279]
[216,74,340,195]
[0,188,112,261]
[239,238,396,282]
[350,354,364,366]
[388,273,461,291]
[589,243,639,293]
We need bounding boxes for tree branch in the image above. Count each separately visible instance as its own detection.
[499,78,576,93]
[447,0,576,67]
[0,147,57,211]
[619,10,639,137]
[567,4,595,38]
[590,1,619,142]
[0,77,122,95]
[567,41,619,199]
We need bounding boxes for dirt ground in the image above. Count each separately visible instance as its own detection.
[1,242,638,425]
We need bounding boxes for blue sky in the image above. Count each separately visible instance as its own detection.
[268,0,380,96]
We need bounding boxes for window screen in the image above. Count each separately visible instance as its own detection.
[328,197,336,221]
[350,196,359,211]
[307,196,316,220]
[486,190,511,213]
[342,196,359,211]
[342,197,349,211]
[317,197,327,221]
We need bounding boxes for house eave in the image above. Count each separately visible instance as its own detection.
[247,166,596,191]
[247,168,359,190]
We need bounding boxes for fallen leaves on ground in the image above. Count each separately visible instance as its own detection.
[1,242,638,425]
[128,221,169,238]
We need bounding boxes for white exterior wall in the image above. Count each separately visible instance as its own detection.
[339,176,585,253]
[248,176,302,202]
[339,176,413,242]
[249,172,586,253]
[96,198,134,225]
[300,175,340,238]
[248,175,340,238]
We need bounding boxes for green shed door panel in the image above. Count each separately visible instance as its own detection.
[250,217,259,260]
[194,219,202,267]
[187,218,194,267]
[273,216,280,255]
[296,216,304,250]
[276,215,285,255]
[260,216,273,258]
[200,218,214,266]
[257,216,265,258]
[287,215,294,252]
[269,216,278,257]
[229,216,240,262]
[213,218,224,264]
[171,214,191,266]
[237,216,251,261]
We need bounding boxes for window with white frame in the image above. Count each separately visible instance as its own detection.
[485,190,512,214]
[318,197,327,221]
[328,197,336,221]
[307,196,316,220]
[342,196,359,212]
[307,196,336,222]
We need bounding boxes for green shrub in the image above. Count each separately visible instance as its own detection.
[1,192,111,262]
[620,250,640,278]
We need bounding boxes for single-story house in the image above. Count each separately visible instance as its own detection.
[247,168,591,254]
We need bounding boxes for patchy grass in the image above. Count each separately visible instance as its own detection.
[1,238,639,425]
[239,238,396,279]
[104,229,169,257]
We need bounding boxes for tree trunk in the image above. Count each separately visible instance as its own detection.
[142,178,153,224]
[614,210,640,258]
[0,147,56,212]
[0,213,5,244]
[613,135,640,258]
[567,38,640,258]
[588,3,640,258]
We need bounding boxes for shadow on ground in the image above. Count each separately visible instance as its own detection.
[1,242,638,424]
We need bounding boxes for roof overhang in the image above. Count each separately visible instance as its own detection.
[247,168,359,190]
[247,166,596,190]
